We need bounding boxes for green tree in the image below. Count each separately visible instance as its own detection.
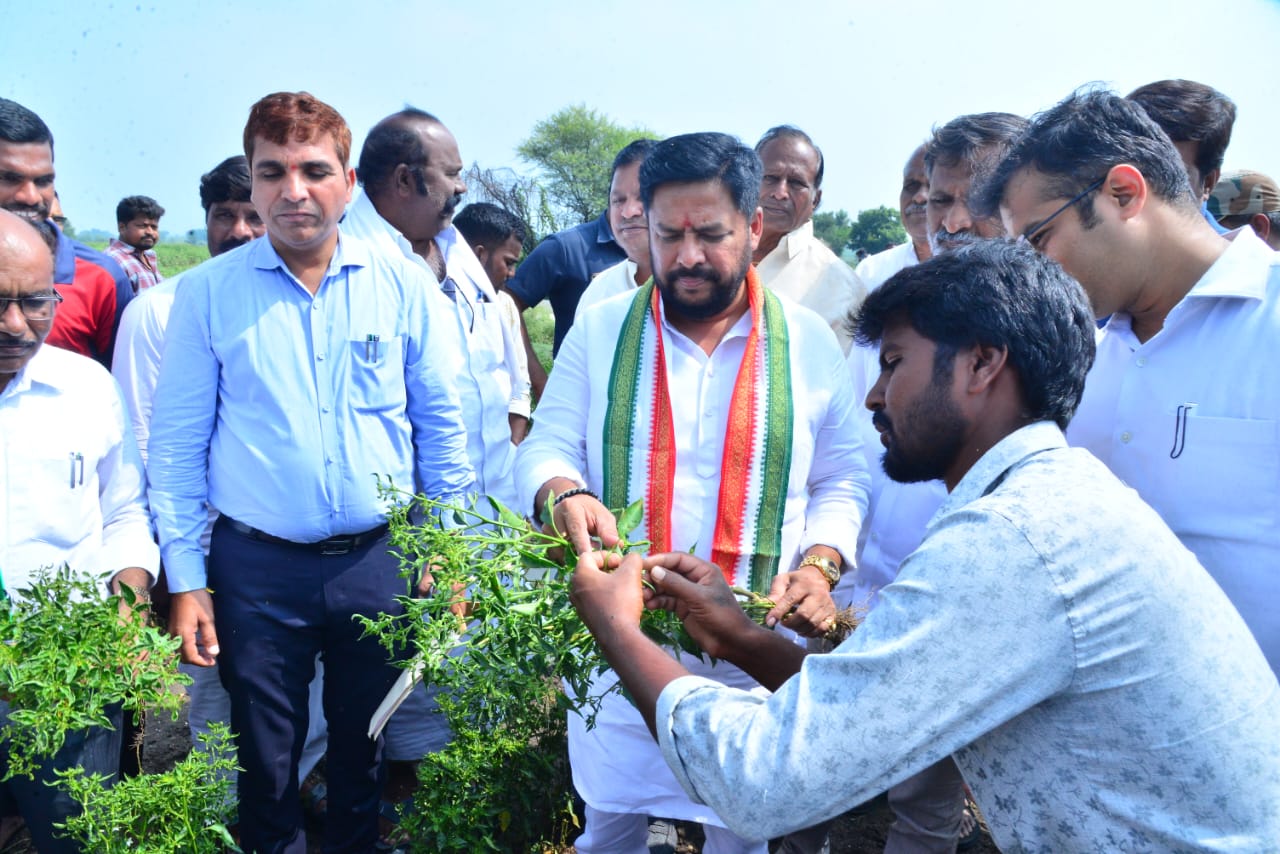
[847,205,907,255]
[812,210,852,254]
[518,105,653,225]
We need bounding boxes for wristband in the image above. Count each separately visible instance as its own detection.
[798,554,841,590]
[553,487,599,508]
[541,487,600,523]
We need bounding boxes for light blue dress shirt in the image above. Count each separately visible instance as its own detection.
[657,423,1280,850]
[148,233,474,593]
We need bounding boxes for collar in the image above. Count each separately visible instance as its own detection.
[53,224,77,284]
[765,219,815,263]
[107,237,155,260]
[250,227,370,277]
[0,343,60,400]
[937,421,1066,515]
[437,224,498,300]
[596,210,618,245]
[1182,226,1274,302]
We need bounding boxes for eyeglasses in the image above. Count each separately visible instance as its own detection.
[0,292,63,320]
[1018,177,1106,247]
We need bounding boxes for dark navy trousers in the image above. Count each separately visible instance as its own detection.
[208,518,408,854]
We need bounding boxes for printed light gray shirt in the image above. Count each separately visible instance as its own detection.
[657,422,1280,851]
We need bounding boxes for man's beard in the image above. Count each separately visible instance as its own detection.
[873,376,967,483]
[928,226,980,256]
[215,236,253,255]
[653,245,750,322]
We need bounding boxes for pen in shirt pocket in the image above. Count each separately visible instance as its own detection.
[68,451,84,488]
[365,333,380,361]
[1169,402,1196,459]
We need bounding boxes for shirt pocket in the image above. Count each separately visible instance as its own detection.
[1162,414,1279,539]
[348,334,406,412]
[22,448,100,558]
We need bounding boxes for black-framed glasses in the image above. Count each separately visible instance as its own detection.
[0,291,63,320]
[1019,177,1106,247]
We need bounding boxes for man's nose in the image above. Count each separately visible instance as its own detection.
[11,179,42,207]
[943,203,972,235]
[622,197,644,220]
[0,300,30,334]
[676,234,705,268]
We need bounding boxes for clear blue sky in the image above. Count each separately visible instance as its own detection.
[6,0,1280,234]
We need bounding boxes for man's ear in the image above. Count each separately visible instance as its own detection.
[965,342,1009,396]
[812,187,822,214]
[473,243,491,266]
[1104,164,1148,222]
[1202,168,1221,202]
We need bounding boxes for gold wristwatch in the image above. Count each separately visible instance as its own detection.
[798,554,841,590]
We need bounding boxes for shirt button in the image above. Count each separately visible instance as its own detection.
[322,406,331,413]
[317,353,326,361]
[312,303,320,311]
[1120,431,1132,443]
[1136,357,1147,367]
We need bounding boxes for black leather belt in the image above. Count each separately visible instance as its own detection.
[224,518,388,556]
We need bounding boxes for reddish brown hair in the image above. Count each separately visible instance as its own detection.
[242,91,352,167]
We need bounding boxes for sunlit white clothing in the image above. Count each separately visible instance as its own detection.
[1067,227,1280,674]
[515,290,868,825]
[0,345,158,592]
[855,240,924,292]
[755,220,866,353]
[574,259,640,319]
[112,272,184,465]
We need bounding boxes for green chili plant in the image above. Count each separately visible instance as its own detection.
[0,565,189,780]
[53,723,240,853]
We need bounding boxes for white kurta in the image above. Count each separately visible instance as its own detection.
[574,259,640,320]
[854,240,924,293]
[515,289,868,821]
[1067,227,1280,675]
[755,220,867,353]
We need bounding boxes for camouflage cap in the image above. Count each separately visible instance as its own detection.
[1208,170,1280,218]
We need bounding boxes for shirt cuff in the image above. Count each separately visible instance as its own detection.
[654,675,724,807]
[161,547,209,593]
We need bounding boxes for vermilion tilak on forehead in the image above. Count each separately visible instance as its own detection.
[681,216,693,229]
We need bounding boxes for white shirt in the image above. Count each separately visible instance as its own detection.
[837,344,946,609]
[494,290,531,420]
[755,220,867,353]
[574,259,640,319]
[657,423,1280,849]
[1068,227,1280,675]
[342,192,522,510]
[855,240,924,292]
[515,288,869,819]
[0,345,158,592]
[112,271,185,464]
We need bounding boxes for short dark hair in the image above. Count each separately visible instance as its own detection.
[972,89,1195,224]
[755,125,824,188]
[244,91,351,167]
[639,132,762,216]
[454,202,527,249]
[116,195,165,224]
[0,98,53,156]
[357,108,442,196]
[853,239,1096,430]
[1127,79,1236,178]
[199,156,252,213]
[924,112,1028,176]
[611,138,658,178]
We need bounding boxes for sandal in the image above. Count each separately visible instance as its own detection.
[299,778,327,822]
[375,796,415,852]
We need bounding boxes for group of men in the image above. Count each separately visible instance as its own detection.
[0,73,1278,854]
